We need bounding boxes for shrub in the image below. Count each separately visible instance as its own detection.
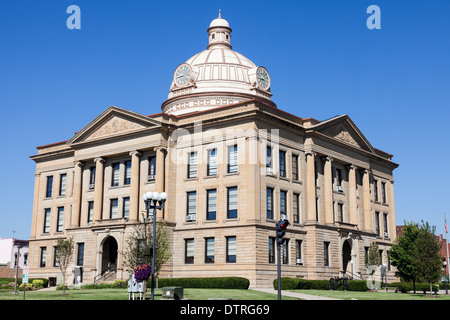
[273,278,369,291]
[157,277,250,289]
[32,280,44,290]
[113,280,127,288]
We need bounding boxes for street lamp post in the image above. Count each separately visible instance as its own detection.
[143,191,168,301]
[443,261,448,294]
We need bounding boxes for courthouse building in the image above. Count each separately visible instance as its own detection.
[28,13,398,287]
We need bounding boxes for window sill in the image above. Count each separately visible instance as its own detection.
[224,172,239,177]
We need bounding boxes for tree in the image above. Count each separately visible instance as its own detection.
[55,237,74,295]
[413,221,442,294]
[123,214,171,282]
[389,221,420,292]
[365,242,380,270]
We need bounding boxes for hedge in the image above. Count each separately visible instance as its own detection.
[156,277,250,289]
[388,282,440,293]
[273,277,368,292]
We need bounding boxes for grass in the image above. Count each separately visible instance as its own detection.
[289,289,450,300]
[0,288,299,300]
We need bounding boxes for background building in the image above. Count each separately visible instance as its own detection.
[0,238,29,278]
[28,14,398,288]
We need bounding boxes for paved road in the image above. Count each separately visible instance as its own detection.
[250,288,341,300]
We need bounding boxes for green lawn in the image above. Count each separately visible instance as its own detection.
[0,288,299,300]
[289,289,450,300]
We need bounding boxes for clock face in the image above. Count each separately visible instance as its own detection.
[256,67,270,90]
[174,64,191,86]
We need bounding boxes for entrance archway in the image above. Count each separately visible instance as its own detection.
[102,236,118,274]
[342,240,352,274]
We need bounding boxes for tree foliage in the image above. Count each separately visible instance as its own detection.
[389,220,442,294]
[55,237,74,294]
[122,214,171,278]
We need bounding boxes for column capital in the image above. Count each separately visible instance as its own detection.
[346,163,357,171]
[305,151,316,158]
[74,161,85,168]
[321,155,333,162]
[129,150,142,157]
[94,157,106,164]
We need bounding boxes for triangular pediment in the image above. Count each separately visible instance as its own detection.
[313,115,375,153]
[68,106,162,145]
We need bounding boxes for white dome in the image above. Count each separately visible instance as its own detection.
[161,13,274,115]
[209,17,230,29]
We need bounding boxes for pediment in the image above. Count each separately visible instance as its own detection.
[314,115,375,153]
[68,106,162,145]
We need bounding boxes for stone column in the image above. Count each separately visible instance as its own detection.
[347,164,357,226]
[93,157,105,222]
[30,173,40,239]
[155,148,166,193]
[71,161,84,227]
[128,151,141,222]
[306,152,317,222]
[323,156,334,224]
[362,168,372,232]
[389,179,396,240]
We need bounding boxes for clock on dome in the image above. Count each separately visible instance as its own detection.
[174,63,192,86]
[256,66,270,90]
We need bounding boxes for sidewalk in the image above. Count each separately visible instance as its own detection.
[250,288,341,300]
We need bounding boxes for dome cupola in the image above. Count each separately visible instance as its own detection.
[162,12,275,115]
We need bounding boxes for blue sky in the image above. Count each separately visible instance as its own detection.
[0,0,449,240]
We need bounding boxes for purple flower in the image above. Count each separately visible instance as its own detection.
[134,264,151,282]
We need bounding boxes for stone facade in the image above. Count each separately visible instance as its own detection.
[28,101,398,287]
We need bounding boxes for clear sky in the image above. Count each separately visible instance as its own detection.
[0,0,449,240]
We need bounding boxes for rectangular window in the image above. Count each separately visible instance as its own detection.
[336,168,343,187]
[227,145,238,173]
[87,201,94,223]
[89,166,96,186]
[292,155,299,180]
[266,188,274,219]
[337,203,344,223]
[280,190,287,220]
[381,182,386,204]
[207,149,218,176]
[383,213,388,237]
[206,189,217,220]
[205,238,215,263]
[53,246,60,267]
[227,187,238,219]
[46,176,53,198]
[188,152,198,178]
[185,239,194,264]
[324,242,330,266]
[269,237,275,264]
[40,247,47,268]
[123,197,130,218]
[296,240,303,265]
[43,208,51,233]
[148,156,156,180]
[375,211,380,236]
[266,146,272,170]
[226,236,236,263]
[77,243,85,266]
[56,207,64,232]
[373,179,379,202]
[279,150,286,177]
[110,199,118,219]
[293,193,300,223]
[124,160,131,185]
[59,174,67,196]
[282,239,289,264]
[187,191,197,216]
[112,163,120,186]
